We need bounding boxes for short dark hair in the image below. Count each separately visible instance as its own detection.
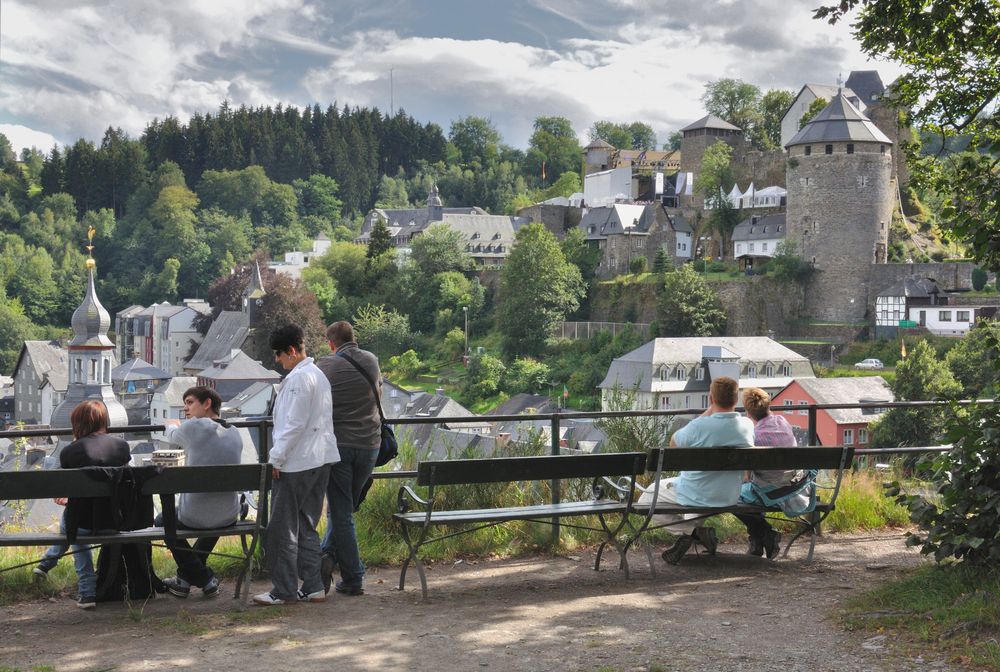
[326,321,355,347]
[270,324,305,354]
[183,386,221,415]
[710,376,739,410]
[70,400,109,440]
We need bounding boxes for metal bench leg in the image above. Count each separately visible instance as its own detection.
[594,511,630,574]
[398,522,430,598]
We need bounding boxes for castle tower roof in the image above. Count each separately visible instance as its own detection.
[785,93,892,148]
[585,138,615,150]
[680,114,741,133]
[69,269,113,347]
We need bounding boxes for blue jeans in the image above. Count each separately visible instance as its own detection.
[321,446,378,587]
[38,516,110,599]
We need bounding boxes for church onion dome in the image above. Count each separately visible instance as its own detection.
[426,184,443,207]
[69,268,113,347]
[785,93,892,148]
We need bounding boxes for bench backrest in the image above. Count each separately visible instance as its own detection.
[416,452,647,487]
[0,464,269,501]
[647,446,854,473]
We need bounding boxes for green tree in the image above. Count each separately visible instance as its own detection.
[871,339,962,448]
[971,266,988,291]
[768,241,813,281]
[503,357,551,394]
[497,223,585,357]
[525,116,581,185]
[694,141,739,256]
[759,89,795,147]
[352,303,413,359]
[367,217,394,262]
[410,224,473,275]
[0,298,38,372]
[702,79,763,146]
[139,257,181,304]
[588,121,657,150]
[448,116,501,167]
[464,352,507,399]
[560,227,601,282]
[799,97,828,129]
[10,247,59,323]
[664,131,683,151]
[653,247,670,274]
[945,321,1000,398]
[542,171,581,200]
[656,265,727,337]
[292,174,343,221]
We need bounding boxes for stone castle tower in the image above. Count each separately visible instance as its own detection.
[50,237,129,433]
[785,93,894,322]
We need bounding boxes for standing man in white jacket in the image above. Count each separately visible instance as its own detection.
[254,324,340,606]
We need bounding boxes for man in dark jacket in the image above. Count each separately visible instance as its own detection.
[316,321,381,596]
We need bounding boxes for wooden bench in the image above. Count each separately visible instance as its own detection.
[619,446,855,576]
[393,452,647,597]
[0,464,270,601]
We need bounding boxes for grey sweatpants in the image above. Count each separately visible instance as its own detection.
[265,465,330,600]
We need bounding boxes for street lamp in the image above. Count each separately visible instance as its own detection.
[462,306,469,358]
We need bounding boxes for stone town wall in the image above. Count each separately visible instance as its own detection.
[516,204,581,238]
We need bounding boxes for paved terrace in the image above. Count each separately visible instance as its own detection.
[0,533,963,672]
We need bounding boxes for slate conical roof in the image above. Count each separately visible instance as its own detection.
[69,268,113,347]
[785,93,892,148]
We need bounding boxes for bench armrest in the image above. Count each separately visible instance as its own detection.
[397,484,430,514]
[593,476,632,502]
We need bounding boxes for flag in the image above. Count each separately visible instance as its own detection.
[900,338,907,359]
[562,385,569,399]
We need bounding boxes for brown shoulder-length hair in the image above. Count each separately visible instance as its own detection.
[70,400,110,440]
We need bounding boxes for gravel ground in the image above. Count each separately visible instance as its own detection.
[0,532,974,672]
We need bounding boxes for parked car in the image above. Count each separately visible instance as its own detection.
[854,358,885,370]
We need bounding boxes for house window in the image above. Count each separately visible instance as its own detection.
[939,311,952,322]
[659,367,668,381]
[781,363,791,376]
[695,367,705,381]
[846,143,854,154]
[857,176,869,188]
[783,400,794,414]
[764,364,774,376]
[635,238,644,249]
[825,144,833,154]
[737,243,743,254]
[152,408,157,418]
[701,394,709,408]
[749,243,755,253]
[762,243,768,252]
[674,366,687,381]
[843,429,854,445]
[747,364,757,377]
[957,311,970,322]
[859,428,869,444]
[660,395,669,410]
[804,146,812,156]
[798,400,808,416]
[880,144,886,154]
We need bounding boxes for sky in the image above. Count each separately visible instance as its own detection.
[0,0,903,155]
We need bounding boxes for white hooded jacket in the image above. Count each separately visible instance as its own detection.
[269,356,339,472]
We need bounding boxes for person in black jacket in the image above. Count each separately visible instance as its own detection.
[33,400,130,609]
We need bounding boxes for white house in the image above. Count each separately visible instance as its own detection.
[267,234,333,280]
[910,305,996,337]
[149,376,198,440]
[732,213,786,270]
[598,337,815,412]
[583,166,634,207]
[12,341,68,426]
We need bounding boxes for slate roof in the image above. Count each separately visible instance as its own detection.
[732,213,787,242]
[185,311,250,372]
[669,212,693,234]
[793,377,894,425]
[13,341,68,392]
[844,71,886,107]
[680,115,741,132]
[599,338,813,393]
[225,381,275,412]
[487,393,557,416]
[580,204,652,240]
[785,94,893,147]
[112,358,170,382]
[358,205,489,241]
[878,277,947,299]
[153,376,199,405]
[199,351,280,382]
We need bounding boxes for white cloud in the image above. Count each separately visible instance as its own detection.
[0,124,59,154]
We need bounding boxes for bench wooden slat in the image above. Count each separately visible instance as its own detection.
[0,464,268,500]
[416,452,646,486]
[0,522,260,547]
[648,447,853,472]
[631,502,833,516]
[394,499,627,525]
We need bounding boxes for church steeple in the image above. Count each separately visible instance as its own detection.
[50,227,129,433]
[242,261,267,322]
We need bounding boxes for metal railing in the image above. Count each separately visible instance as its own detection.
[2,398,993,543]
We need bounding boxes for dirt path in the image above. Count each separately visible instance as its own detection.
[0,533,965,672]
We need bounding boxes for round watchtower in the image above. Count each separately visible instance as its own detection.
[784,93,894,322]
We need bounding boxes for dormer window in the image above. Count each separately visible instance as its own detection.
[659,366,668,381]
[472,232,480,239]
[674,365,687,381]
[781,362,791,376]
[764,363,775,377]
[746,364,757,377]
[695,367,705,381]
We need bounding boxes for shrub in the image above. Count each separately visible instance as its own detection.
[629,256,647,274]
[972,266,988,291]
[691,258,706,272]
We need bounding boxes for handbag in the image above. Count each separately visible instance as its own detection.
[336,351,398,467]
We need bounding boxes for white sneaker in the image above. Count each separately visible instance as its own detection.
[252,592,287,606]
[297,588,326,603]
[32,567,49,580]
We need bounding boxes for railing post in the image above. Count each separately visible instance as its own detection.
[550,411,561,547]
[807,406,817,446]
[257,418,271,528]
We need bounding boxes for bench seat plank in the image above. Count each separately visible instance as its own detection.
[0,522,259,547]
[394,499,627,525]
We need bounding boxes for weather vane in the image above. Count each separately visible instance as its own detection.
[85,224,96,269]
